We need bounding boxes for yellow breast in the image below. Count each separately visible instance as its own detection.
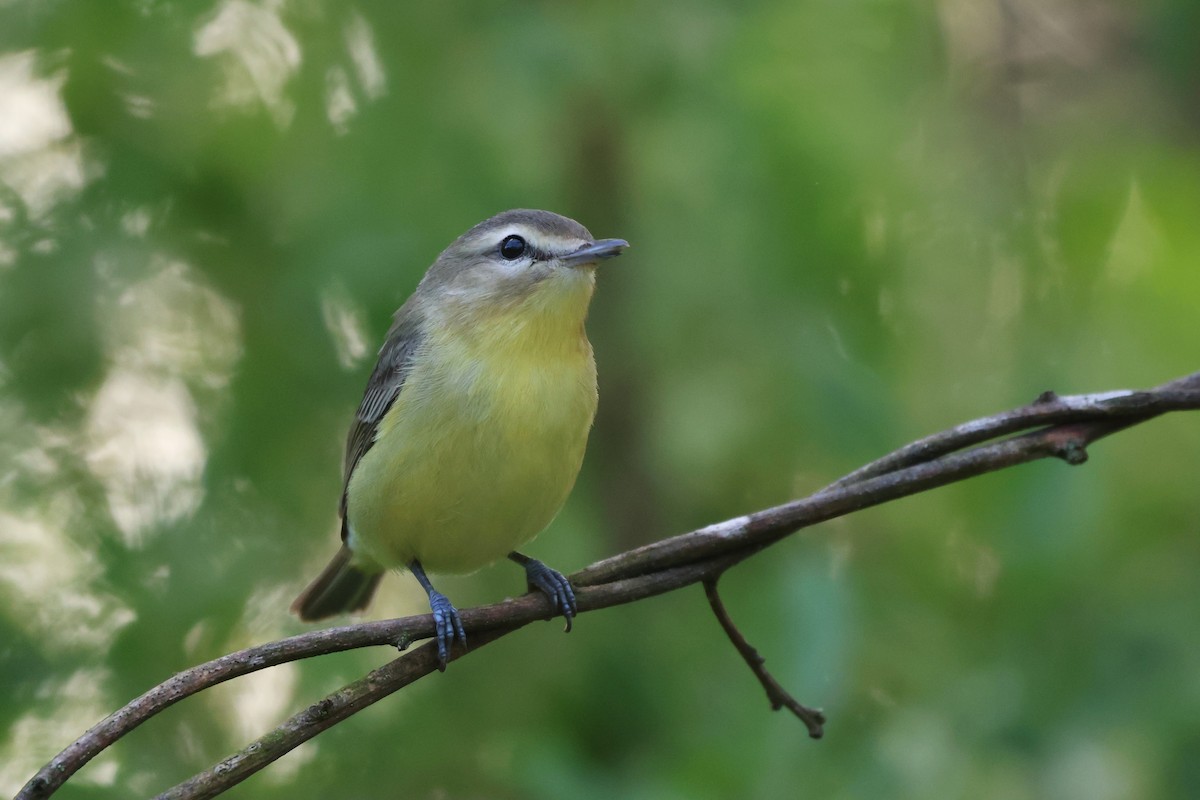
[345,275,598,574]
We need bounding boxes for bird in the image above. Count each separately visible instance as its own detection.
[292,209,628,668]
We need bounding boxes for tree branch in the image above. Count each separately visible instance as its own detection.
[17,370,1200,800]
[153,558,739,800]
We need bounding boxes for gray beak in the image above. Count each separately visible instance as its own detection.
[561,238,629,267]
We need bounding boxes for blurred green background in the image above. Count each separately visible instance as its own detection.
[2,1,1199,797]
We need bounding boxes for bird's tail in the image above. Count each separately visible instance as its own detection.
[291,545,383,621]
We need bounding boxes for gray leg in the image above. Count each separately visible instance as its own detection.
[410,560,466,669]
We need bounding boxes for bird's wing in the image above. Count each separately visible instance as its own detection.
[339,306,425,527]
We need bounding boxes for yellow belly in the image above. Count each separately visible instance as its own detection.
[344,321,597,574]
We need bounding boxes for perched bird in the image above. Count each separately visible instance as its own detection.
[292,209,628,667]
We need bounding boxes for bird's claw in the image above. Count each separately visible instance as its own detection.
[428,589,466,669]
[522,559,577,632]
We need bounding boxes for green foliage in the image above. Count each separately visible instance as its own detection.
[1,1,1198,797]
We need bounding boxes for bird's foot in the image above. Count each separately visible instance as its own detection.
[516,556,577,632]
[409,559,467,670]
[427,588,466,670]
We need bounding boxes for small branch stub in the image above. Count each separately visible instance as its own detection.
[1058,440,1089,465]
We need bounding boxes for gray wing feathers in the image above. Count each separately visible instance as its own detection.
[356,334,418,423]
[339,307,424,521]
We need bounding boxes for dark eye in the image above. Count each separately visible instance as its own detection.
[499,235,527,260]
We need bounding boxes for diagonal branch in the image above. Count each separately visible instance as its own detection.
[574,371,1200,587]
[821,371,1200,492]
[152,558,741,800]
[17,370,1200,800]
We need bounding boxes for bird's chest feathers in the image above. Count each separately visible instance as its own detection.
[378,296,598,457]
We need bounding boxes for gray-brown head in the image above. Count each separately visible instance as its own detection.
[416,209,628,310]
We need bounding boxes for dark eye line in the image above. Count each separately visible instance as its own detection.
[494,240,555,262]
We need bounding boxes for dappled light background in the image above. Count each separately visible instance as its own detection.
[2,1,1199,797]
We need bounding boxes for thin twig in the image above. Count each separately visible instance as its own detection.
[703,577,825,738]
[153,634,508,800]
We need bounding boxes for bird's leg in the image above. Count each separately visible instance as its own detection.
[508,551,577,632]
[409,560,466,670]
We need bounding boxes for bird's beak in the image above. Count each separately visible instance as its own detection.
[561,238,629,267]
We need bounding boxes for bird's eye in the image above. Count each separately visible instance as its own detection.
[499,235,527,260]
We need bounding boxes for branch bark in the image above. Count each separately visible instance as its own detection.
[17,370,1200,800]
